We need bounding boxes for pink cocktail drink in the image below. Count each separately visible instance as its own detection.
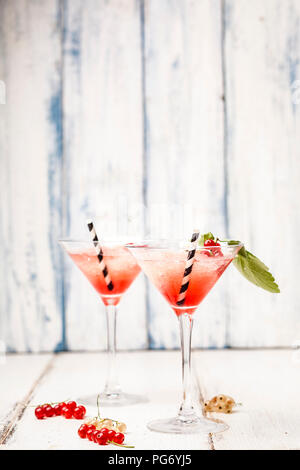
[68,246,140,306]
[128,240,242,434]
[134,248,235,316]
[60,240,144,407]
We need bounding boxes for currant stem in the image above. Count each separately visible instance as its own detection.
[110,441,135,449]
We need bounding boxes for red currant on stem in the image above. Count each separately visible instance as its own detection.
[86,424,96,431]
[53,403,63,416]
[96,432,108,446]
[44,405,55,418]
[106,429,115,440]
[113,432,125,445]
[62,406,73,419]
[92,429,100,442]
[66,401,77,411]
[73,405,86,419]
[34,406,45,419]
[86,429,94,441]
[78,424,88,439]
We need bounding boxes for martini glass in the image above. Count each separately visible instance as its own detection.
[60,240,145,406]
[128,239,242,433]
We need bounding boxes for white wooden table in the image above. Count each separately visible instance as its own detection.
[0,350,299,450]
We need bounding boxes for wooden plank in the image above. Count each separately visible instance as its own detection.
[224,0,300,346]
[143,0,227,348]
[62,0,147,351]
[0,0,64,352]
[0,353,53,444]
[3,351,210,449]
[195,349,300,449]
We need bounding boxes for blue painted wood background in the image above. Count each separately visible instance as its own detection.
[0,0,299,352]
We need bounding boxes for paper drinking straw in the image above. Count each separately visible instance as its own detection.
[87,220,114,291]
[176,230,200,306]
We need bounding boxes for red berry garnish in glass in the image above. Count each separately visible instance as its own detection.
[66,401,77,411]
[73,405,86,419]
[113,432,125,444]
[107,429,116,441]
[44,405,55,418]
[62,406,73,419]
[96,432,108,446]
[204,239,216,247]
[86,429,94,441]
[78,424,88,439]
[34,406,44,419]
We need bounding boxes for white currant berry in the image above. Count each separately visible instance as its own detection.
[102,419,113,429]
[116,421,127,433]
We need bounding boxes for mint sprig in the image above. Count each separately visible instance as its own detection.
[199,233,280,293]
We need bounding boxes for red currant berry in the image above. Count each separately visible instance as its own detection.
[62,406,73,419]
[107,429,116,441]
[41,404,49,412]
[99,427,110,436]
[66,401,77,411]
[86,429,94,441]
[44,405,55,418]
[204,239,216,247]
[53,404,63,416]
[78,424,88,439]
[73,405,86,419]
[96,432,108,446]
[86,424,96,431]
[113,432,125,444]
[92,429,99,442]
[34,406,45,419]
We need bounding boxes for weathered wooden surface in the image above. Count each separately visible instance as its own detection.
[62,0,147,351]
[0,0,299,351]
[143,0,227,349]
[0,0,64,352]
[1,350,299,450]
[224,0,300,347]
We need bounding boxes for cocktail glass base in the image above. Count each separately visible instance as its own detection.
[147,416,228,434]
[77,392,148,407]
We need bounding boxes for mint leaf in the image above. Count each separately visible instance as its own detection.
[199,232,215,246]
[198,233,280,293]
[233,247,280,293]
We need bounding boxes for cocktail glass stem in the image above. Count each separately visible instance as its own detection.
[178,313,197,423]
[104,304,121,397]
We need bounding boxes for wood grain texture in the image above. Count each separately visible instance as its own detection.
[224,0,300,347]
[196,349,300,449]
[0,353,52,444]
[1,351,210,450]
[143,0,227,348]
[0,0,64,352]
[62,0,147,350]
[0,0,299,351]
[2,350,300,449]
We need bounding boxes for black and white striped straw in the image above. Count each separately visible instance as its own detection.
[87,220,114,291]
[176,230,200,306]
